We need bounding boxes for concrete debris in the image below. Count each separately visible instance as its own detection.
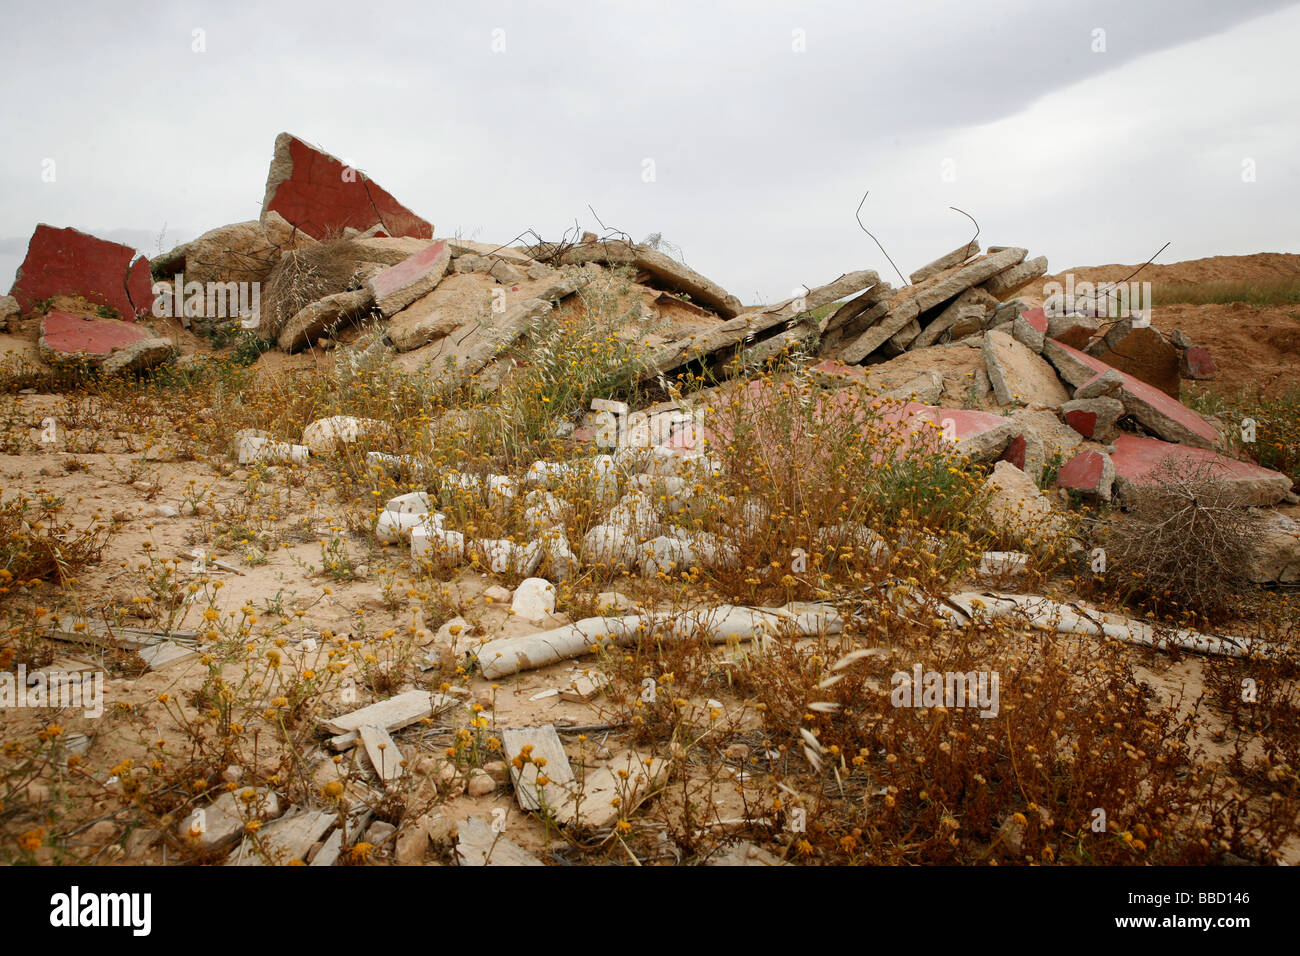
[260,132,432,240]
[982,329,1069,408]
[11,224,153,321]
[38,311,172,373]
[1085,318,1182,398]
[1245,512,1300,583]
[302,415,384,456]
[278,288,373,352]
[981,460,1066,542]
[1108,433,1292,507]
[909,241,980,284]
[558,240,744,317]
[475,602,841,679]
[455,815,544,866]
[949,592,1276,659]
[1060,396,1124,442]
[1054,449,1116,500]
[368,239,451,317]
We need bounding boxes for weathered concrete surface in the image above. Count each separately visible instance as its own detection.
[1245,512,1300,583]
[1086,319,1181,398]
[1045,314,1099,349]
[38,311,171,371]
[562,241,743,317]
[982,329,1069,408]
[11,225,152,320]
[982,460,1066,541]
[1055,449,1116,499]
[427,297,554,386]
[909,241,981,284]
[0,295,18,332]
[152,212,307,287]
[1109,434,1292,507]
[260,132,433,240]
[910,286,997,349]
[644,270,877,379]
[1043,339,1221,449]
[277,288,374,352]
[1012,306,1048,352]
[980,255,1048,299]
[820,281,894,334]
[1180,345,1218,380]
[367,239,451,316]
[840,247,1027,363]
[1060,396,1124,442]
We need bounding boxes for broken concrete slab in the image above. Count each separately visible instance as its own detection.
[227,808,334,866]
[1072,367,1125,399]
[820,281,894,334]
[367,239,451,317]
[1012,307,1047,353]
[910,286,997,349]
[1086,319,1181,398]
[260,132,433,241]
[909,241,981,284]
[552,750,668,829]
[359,724,405,787]
[501,724,576,813]
[38,311,171,371]
[455,815,544,866]
[277,288,373,352]
[0,294,19,332]
[1180,345,1217,380]
[982,329,1069,408]
[152,213,308,288]
[982,460,1066,541]
[980,255,1048,299]
[1060,396,1124,442]
[562,241,743,317]
[11,224,152,320]
[1055,449,1116,499]
[1109,434,1293,507]
[840,248,1027,364]
[839,298,922,363]
[302,415,385,456]
[426,297,554,385]
[1245,512,1300,583]
[1043,340,1221,449]
[642,269,879,379]
[319,689,453,736]
[1045,313,1099,349]
[179,788,283,853]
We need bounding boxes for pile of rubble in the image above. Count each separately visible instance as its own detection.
[3,132,1296,581]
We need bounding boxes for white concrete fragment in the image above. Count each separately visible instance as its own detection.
[511,577,556,622]
[475,602,841,678]
[238,435,309,465]
[376,509,445,543]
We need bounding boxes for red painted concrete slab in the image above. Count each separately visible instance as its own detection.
[262,134,432,241]
[1109,433,1292,506]
[368,239,448,303]
[1051,339,1220,449]
[1018,306,1048,333]
[1055,449,1111,495]
[1181,346,1217,379]
[10,225,149,320]
[1063,408,1099,438]
[40,310,149,360]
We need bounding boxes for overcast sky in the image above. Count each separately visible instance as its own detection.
[2,0,1297,304]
